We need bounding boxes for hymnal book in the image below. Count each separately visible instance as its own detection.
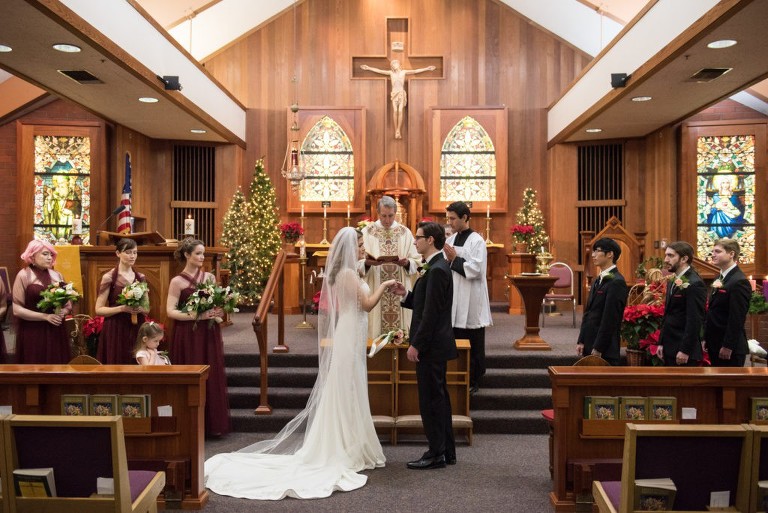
[583,396,592,419]
[13,468,56,497]
[648,397,677,421]
[589,396,618,420]
[142,394,152,416]
[61,394,89,416]
[634,478,676,511]
[751,397,768,421]
[620,396,648,420]
[366,254,399,263]
[119,395,147,418]
[90,394,118,416]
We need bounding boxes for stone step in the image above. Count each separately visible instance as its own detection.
[226,367,318,388]
[482,368,551,388]
[470,388,552,410]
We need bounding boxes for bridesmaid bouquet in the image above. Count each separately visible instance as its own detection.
[116,281,150,324]
[182,279,240,329]
[37,281,80,314]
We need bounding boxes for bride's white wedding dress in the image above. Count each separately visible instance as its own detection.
[205,230,385,500]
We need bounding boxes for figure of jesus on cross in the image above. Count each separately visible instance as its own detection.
[360,60,436,139]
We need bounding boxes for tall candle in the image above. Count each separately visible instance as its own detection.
[763,277,768,301]
[486,204,490,217]
[347,204,351,217]
[323,205,327,218]
[184,215,195,235]
[301,204,304,217]
[749,275,757,292]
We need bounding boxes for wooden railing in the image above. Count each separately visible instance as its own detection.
[251,249,288,415]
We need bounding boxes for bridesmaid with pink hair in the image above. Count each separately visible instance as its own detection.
[12,240,73,363]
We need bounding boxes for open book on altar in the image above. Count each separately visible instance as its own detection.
[99,231,167,245]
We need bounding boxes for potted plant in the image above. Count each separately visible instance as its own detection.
[621,303,665,365]
[748,291,768,344]
[279,222,304,252]
[510,224,534,253]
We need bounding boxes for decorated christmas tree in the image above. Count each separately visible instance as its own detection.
[515,187,549,253]
[247,158,282,298]
[220,188,260,305]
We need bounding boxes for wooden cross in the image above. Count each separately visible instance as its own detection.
[353,18,443,140]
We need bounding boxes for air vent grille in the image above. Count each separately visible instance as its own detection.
[57,69,103,84]
[687,68,732,82]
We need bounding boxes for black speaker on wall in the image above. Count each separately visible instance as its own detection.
[611,73,630,88]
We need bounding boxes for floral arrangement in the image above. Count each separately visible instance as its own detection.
[635,256,664,280]
[279,222,304,243]
[621,303,664,352]
[37,281,80,314]
[116,281,150,324]
[749,291,768,315]
[357,217,373,230]
[83,315,105,357]
[509,224,535,244]
[368,329,408,358]
[180,279,240,329]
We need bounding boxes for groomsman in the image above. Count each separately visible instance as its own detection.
[658,241,706,366]
[576,238,628,365]
[704,238,752,367]
[443,201,492,393]
[392,222,457,469]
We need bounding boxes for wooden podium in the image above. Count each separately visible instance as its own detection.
[506,253,536,314]
[506,274,557,350]
[97,230,166,246]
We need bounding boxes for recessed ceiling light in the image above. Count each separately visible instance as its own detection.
[585,128,602,133]
[190,129,207,134]
[632,96,653,102]
[0,44,12,53]
[138,97,159,103]
[52,43,81,53]
[707,39,737,49]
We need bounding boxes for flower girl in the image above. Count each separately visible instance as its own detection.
[133,321,170,365]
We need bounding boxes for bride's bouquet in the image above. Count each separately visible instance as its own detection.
[367,328,407,358]
[37,281,80,315]
[116,281,150,324]
[181,279,240,329]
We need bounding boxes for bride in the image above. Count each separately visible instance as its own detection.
[205,227,397,500]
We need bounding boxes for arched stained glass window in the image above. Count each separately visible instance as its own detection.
[34,135,91,243]
[696,135,755,263]
[440,116,496,202]
[299,116,354,202]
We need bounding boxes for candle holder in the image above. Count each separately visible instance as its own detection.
[320,217,330,245]
[295,254,315,330]
[484,214,494,245]
[346,215,351,228]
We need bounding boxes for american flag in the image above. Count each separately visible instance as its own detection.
[117,153,132,234]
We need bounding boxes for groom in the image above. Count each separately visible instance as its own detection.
[393,221,457,469]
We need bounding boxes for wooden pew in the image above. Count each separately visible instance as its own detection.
[2,415,165,513]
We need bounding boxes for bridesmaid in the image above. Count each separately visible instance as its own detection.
[0,277,7,363]
[95,238,148,364]
[12,240,72,364]
[166,238,231,437]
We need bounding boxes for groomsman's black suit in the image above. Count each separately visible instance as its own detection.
[705,266,751,367]
[577,269,628,365]
[401,252,457,461]
[658,267,706,366]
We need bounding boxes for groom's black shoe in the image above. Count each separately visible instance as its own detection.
[407,454,446,470]
[446,454,457,465]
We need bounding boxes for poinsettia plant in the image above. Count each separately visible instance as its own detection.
[621,303,664,352]
[279,222,304,243]
[510,224,535,244]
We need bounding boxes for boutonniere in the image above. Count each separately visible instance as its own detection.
[602,271,615,282]
[418,262,431,277]
[669,274,690,289]
[712,279,723,289]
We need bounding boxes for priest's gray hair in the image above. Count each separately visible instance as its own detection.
[377,195,397,212]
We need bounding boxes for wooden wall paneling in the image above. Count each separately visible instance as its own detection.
[15,121,105,256]
[547,143,580,292]
[623,138,644,237]
[215,144,244,245]
[639,126,677,259]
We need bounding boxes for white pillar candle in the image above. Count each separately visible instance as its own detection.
[347,204,351,217]
[184,215,195,235]
[301,204,304,217]
[487,204,490,217]
[323,205,327,218]
[72,217,82,235]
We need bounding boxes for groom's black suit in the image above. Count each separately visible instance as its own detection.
[658,267,706,366]
[705,265,751,367]
[577,268,628,365]
[401,252,457,460]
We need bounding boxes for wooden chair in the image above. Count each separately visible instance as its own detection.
[2,415,165,513]
[68,354,102,365]
[540,262,576,328]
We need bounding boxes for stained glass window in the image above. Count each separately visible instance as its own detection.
[33,135,91,243]
[696,135,755,263]
[299,116,354,202]
[440,116,496,202]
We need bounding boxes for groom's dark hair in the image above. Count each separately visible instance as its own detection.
[418,222,445,250]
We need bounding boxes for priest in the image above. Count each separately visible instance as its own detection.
[358,196,421,339]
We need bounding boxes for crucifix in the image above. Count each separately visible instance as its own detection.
[353,18,443,140]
